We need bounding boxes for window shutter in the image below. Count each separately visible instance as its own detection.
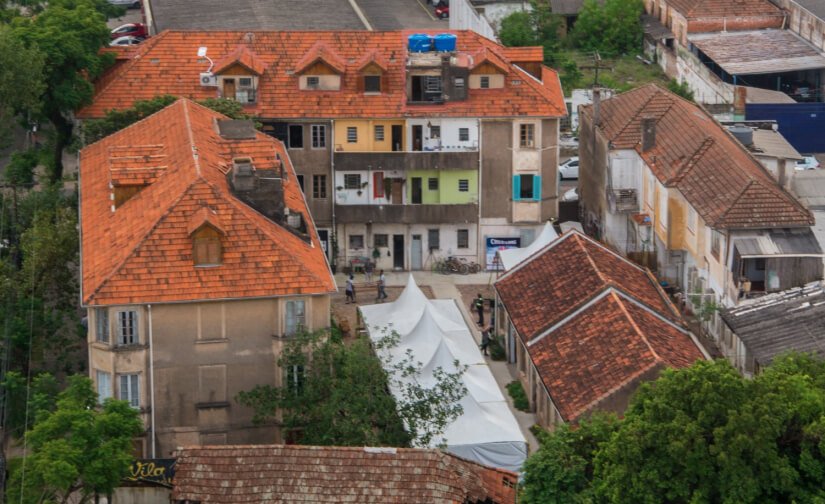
[373,171,384,198]
[512,175,520,201]
[533,175,542,201]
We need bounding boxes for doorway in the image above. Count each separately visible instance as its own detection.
[223,78,236,100]
[392,125,403,151]
[411,234,423,270]
[317,229,329,260]
[411,177,422,204]
[412,125,423,151]
[393,234,405,269]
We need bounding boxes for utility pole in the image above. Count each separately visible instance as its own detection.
[580,52,613,88]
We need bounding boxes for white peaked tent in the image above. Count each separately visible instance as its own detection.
[359,276,528,473]
[496,222,559,271]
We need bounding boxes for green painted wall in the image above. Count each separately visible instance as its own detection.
[407,170,477,204]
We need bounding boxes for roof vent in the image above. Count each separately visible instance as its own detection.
[232,158,256,191]
[728,124,753,147]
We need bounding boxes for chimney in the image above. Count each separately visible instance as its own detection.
[733,86,747,119]
[231,158,256,191]
[641,117,656,152]
[777,159,789,189]
[592,88,601,127]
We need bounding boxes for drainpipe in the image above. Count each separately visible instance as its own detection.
[477,118,483,267]
[147,304,156,458]
[330,119,337,266]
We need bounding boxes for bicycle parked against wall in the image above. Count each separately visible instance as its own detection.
[431,256,482,275]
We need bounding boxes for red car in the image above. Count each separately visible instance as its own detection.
[110,23,148,40]
[435,0,448,19]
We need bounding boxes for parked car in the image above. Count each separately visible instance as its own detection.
[107,0,141,8]
[110,23,147,40]
[560,134,579,149]
[110,36,144,47]
[558,157,580,179]
[795,156,821,170]
[561,187,579,202]
[435,0,449,19]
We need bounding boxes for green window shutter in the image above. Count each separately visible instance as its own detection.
[533,175,542,201]
[512,175,521,201]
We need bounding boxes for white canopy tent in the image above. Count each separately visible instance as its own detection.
[496,222,559,271]
[360,276,528,473]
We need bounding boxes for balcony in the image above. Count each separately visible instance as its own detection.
[608,188,639,213]
[335,203,478,224]
[334,150,479,172]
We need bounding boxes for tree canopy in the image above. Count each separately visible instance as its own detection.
[521,355,825,503]
[6,375,142,504]
[237,328,466,448]
[571,0,643,57]
[0,26,44,150]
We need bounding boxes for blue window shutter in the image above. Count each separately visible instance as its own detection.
[512,175,521,201]
[533,175,542,201]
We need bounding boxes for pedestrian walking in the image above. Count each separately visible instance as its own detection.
[376,270,388,302]
[480,326,492,356]
[346,274,356,304]
[473,293,485,326]
[365,260,374,283]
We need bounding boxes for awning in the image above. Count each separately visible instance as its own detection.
[642,15,675,41]
[689,30,825,75]
[734,230,824,258]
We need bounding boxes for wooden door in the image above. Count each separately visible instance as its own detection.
[223,79,236,100]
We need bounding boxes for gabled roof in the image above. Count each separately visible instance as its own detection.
[172,445,518,504]
[665,0,782,19]
[495,230,704,422]
[212,45,268,75]
[79,99,335,306]
[79,30,566,119]
[471,47,510,73]
[356,49,389,72]
[581,84,813,229]
[293,41,347,74]
[501,45,544,63]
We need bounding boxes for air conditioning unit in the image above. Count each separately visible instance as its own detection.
[199,72,218,87]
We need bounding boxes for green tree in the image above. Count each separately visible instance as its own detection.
[571,0,643,56]
[520,356,825,503]
[667,78,695,101]
[499,11,537,47]
[0,371,59,439]
[237,328,467,447]
[13,0,114,180]
[0,26,45,150]
[6,375,142,504]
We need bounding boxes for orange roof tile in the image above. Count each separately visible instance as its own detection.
[212,45,268,75]
[471,47,510,73]
[293,41,347,74]
[495,230,704,422]
[173,445,518,504]
[666,0,782,19]
[356,48,389,72]
[582,84,813,229]
[79,99,335,306]
[79,30,567,119]
[501,46,544,63]
[187,206,225,236]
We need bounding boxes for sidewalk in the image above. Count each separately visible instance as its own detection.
[337,270,540,453]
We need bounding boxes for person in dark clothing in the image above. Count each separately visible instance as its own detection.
[473,293,484,326]
[480,326,492,356]
[346,274,356,304]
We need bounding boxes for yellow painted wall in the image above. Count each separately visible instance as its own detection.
[668,196,686,251]
[334,119,405,152]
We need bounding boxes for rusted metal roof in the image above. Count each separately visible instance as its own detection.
[689,30,825,75]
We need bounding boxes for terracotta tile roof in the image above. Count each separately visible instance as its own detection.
[293,41,347,74]
[501,46,544,63]
[356,49,389,72]
[496,231,681,342]
[471,47,510,73]
[79,30,566,119]
[212,45,268,75]
[79,99,335,306]
[495,230,704,422]
[172,445,518,504]
[582,84,813,229]
[665,0,782,18]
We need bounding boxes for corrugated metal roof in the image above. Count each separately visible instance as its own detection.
[751,129,803,160]
[721,282,825,366]
[689,30,825,75]
[743,86,797,104]
[734,229,823,257]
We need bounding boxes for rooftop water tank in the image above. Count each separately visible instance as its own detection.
[728,124,753,147]
[408,34,431,53]
[433,33,457,52]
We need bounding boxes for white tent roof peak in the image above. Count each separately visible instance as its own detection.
[497,222,559,271]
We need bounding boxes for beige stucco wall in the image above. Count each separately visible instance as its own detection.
[88,295,331,457]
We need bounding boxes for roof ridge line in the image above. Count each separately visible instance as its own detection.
[613,89,665,142]
[579,234,609,285]
[713,178,755,227]
[671,136,714,185]
[528,287,614,347]
[613,291,663,361]
[182,100,202,177]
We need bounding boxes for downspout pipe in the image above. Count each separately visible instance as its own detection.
[148,304,156,458]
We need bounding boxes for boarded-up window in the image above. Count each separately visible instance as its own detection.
[198,364,227,404]
[193,226,222,266]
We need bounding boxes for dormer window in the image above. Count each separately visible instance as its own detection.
[221,76,257,104]
[364,75,381,93]
[212,46,265,104]
[193,226,222,266]
[295,43,345,91]
[306,76,320,89]
[480,76,490,89]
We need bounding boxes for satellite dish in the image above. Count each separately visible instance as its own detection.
[197,46,207,57]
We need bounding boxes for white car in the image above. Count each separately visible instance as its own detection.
[110,36,144,47]
[558,157,579,179]
[795,156,821,171]
[561,187,578,202]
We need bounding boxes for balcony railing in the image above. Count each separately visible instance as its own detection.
[334,150,479,172]
[608,188,639,213]
[335,203,478,224]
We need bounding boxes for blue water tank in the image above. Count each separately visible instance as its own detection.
[408,34,431,53]
[433,33,457,52]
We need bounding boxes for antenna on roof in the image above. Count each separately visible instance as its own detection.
[197,46,214,73]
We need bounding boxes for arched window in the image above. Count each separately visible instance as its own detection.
[193,225,222,266]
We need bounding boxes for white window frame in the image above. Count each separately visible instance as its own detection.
[285,300,306,336]
[118,373,140,409]
[96,370,112,404]
[346,126,358,143]
[458,128,470,142]
[519,123,535,148]
[311,124,326,149]
[117,310,138,345]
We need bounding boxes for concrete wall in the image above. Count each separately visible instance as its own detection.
[480,121,512,219]
[784,0,825,52]
[88,295,331,457]
[112,486,171,504]
[578,109,610,238]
